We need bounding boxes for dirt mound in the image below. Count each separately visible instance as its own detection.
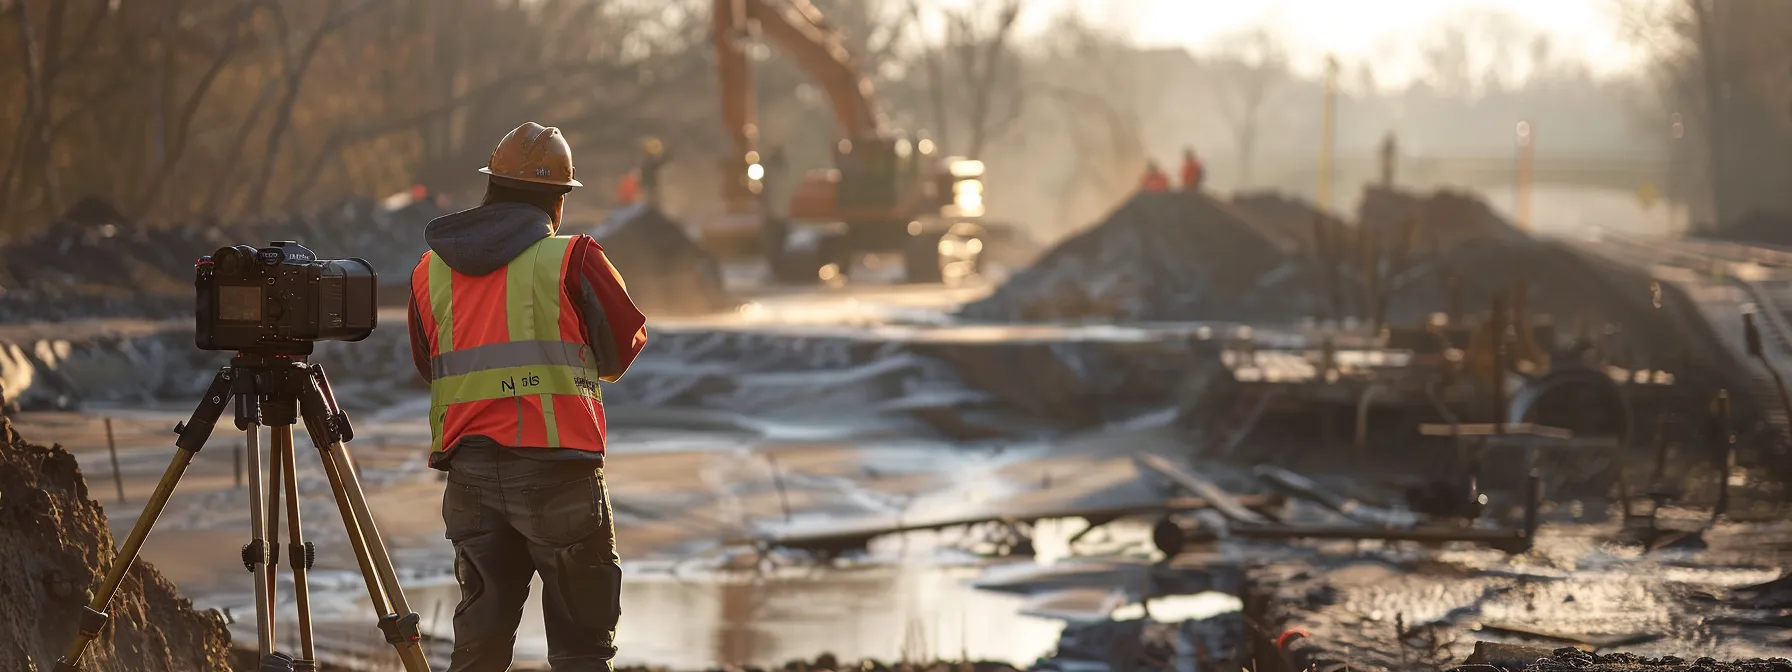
[958,191,1301,322]
[584,205,734,316]
[1357,186,1529,253]
[1231,191,1333,254]
[0,412,232,671]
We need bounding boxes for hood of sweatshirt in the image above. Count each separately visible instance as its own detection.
[422,202,553,275]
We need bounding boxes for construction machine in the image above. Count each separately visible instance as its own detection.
[707,0,1002,284]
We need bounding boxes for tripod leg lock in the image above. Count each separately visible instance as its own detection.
[377,612,424,645]
[259,651,296,672]
[241,540,264,572]
[289,541,316,570]
[76,606,110,639]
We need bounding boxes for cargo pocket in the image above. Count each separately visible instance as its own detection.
[453,545,483,618]
[555,538,623,636]
[520,475,601,547]
[442,481,484,541]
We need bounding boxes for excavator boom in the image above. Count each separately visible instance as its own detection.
[707,0,987,283]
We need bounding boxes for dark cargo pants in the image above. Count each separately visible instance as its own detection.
[442,451,621,672]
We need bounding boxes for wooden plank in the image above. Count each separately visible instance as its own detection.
[1134,453,1271,524]
[1417,422,1573,439]
[725,495,1280,549]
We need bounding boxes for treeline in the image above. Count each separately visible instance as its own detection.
[1,0,1767,240]
[0,0,719,233]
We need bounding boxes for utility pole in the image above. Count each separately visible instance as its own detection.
[1318,54,1340,211]
[1668,112,1685,235]
[1515,121,1534,233]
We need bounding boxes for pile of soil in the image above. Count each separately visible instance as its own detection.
[1231,191,1335,255]
[1357,187,1529,254]
[958,191,1301,322]
[0,411,232,670]
[584,205,734,316]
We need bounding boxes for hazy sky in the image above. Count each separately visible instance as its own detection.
[933,0,1656,86]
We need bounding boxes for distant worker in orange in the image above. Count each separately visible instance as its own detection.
[616,169,641,206]
[1140,161,1170,193]
[1180,148,1205,191]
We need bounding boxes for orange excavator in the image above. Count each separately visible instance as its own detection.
[706,0,996,284]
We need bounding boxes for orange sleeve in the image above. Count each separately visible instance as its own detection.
[570,235,648,381]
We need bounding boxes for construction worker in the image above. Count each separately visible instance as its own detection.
[1180,148,1205,191]
[616,169,641,206]
[1140,161,1170,192]
[639,137,669,208]
[408,122,648,672]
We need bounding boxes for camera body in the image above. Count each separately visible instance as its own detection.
[195,241,378,354]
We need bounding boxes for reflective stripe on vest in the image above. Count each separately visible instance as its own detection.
[414,236,604,454]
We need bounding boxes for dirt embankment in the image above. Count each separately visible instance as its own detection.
[0,411,232,671]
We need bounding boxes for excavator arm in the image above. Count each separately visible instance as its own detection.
[714,0,884,151]
[714,0,887,215]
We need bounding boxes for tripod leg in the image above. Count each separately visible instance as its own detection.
[328,443,418,619]
[296,366,429,672]
[55,368,236,671]
[277,426,317,665]
[265,431,282,653]
[313,442,392,617]
[245,423,274,658]
[314,446,430,672]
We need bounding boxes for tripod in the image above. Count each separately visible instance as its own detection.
[56,353,430,672]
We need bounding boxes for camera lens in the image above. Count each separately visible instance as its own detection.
[212,245,260,275]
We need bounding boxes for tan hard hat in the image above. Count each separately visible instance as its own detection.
[479,122,583,189]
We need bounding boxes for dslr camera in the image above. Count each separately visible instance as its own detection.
[194,241,378,354]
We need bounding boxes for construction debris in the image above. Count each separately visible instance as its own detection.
[1457,648,1792,672]
[0,410,232,671]
[1031,613,1244,672]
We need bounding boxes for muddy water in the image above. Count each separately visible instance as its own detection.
[229,561,1065,670]
[413,564,1061,668]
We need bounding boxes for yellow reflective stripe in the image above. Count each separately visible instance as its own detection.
[540,393,559,447]
[430,406,446,452]
[427,253,455,353]
[430,365,589,404]
[532,237,570,341]
[503,236,573,342]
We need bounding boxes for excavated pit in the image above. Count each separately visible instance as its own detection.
[0,412,232,671]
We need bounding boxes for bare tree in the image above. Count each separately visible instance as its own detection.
[1209,27,1287,187]
[910,0,1026,157]
[1029,12,1147,232]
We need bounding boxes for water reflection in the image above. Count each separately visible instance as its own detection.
[407,563,1064,669]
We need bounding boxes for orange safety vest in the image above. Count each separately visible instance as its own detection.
[411,236,606,455]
